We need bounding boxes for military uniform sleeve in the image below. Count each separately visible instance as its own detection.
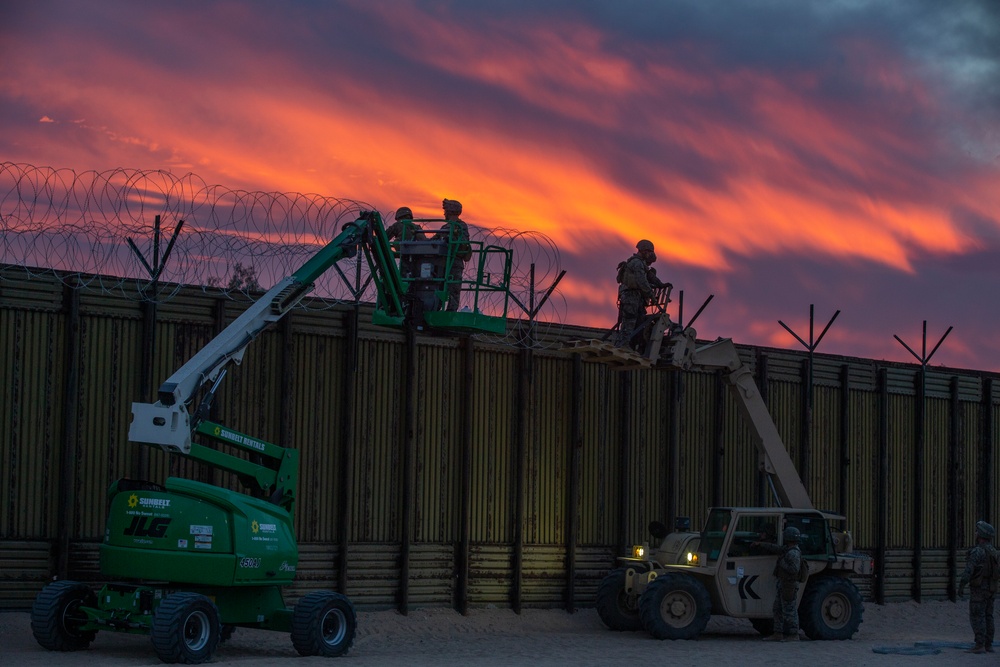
[961,546,983,586]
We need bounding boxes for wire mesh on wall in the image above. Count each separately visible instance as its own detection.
[0,162,569,348]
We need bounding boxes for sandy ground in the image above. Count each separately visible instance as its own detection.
[2,600,995,666]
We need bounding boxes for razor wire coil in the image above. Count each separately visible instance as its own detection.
[0,162,570,348]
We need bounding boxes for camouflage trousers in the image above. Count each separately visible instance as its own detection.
[969,588,995,647]
[613,291,646,348]
[444,261,465,312]
[772,580,800,636]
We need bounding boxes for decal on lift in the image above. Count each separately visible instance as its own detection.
[279,561,296,573]
[239,557,262,569]
[214,426,267,453]
[127,493,170,510]
[738,574,762,600]
[191,525,214,549]
[124,515,172,539]
[251,520,278,542]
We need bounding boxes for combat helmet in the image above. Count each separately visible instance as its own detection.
[782,526,801,543]
[976,520,995,540]
[394,206,413,221]
[636,239,654,252]
[442,199,463,216]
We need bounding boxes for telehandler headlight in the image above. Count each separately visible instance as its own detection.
[632,545,646,559]
[686,552,699,565]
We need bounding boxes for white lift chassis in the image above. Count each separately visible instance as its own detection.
[592,313,873,641]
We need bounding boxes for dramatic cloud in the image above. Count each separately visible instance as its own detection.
[1,0,998,369]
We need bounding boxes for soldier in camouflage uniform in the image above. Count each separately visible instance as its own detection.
[612,239,658,349]
[385,206,423,279]
[762,526,803,642]
[959,520,997,654]
[433,199,472,311]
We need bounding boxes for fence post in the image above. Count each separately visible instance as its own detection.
[616,373,632,559]
[876,367,888,605]
[398,324,417,614]
[712,369,725,508]
[457,336,474,615]
[56,281,80,578]
[755,351,769,507]
[565,353,583,612]
[839,364,851,516]
[982,377,995,525]
[336,306,358,595]
[948,376,961,601]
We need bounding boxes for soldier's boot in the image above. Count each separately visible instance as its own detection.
[966,643,986,654]
[985,644,994,653]
[782,634,800,642]
[762,633,783,642]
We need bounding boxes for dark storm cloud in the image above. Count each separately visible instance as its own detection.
[1,0,998,368]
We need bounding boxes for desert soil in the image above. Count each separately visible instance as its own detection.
[1,599,994,666]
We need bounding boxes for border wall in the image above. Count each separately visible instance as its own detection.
[1,266,997,611]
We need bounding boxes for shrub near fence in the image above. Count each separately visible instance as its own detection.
[1,265,998,611]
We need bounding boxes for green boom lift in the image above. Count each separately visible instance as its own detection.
[30,211,512,663]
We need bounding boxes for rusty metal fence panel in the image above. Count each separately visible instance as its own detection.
[3,268,1000,609]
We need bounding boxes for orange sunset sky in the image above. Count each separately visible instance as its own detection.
[2,0,999,369]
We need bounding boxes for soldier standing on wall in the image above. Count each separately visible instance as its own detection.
[613,239,665,350]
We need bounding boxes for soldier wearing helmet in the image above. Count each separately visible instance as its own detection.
[959,520,997,653]
[433,199,472,311]
[385,206,423,279]
[612,239,668,350]
[762,525,804,642]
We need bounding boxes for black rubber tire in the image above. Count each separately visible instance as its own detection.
[150,592,221,664]
[596,568,643,631]
[799,576,864,640]
[30,580,97,651]
[291,591,357,657]
[750,617,774,636]
[638,572,712,640]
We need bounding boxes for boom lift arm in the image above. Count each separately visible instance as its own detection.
[129,215,381,457]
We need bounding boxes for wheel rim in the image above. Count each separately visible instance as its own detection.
[321,607,347,647]
[183,610,211,651]
[658,590,696,627]
[618,590,639,617]
[60,597,89,636]
[820,592,851,630]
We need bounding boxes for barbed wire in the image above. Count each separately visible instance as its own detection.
[0,162,571,348]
